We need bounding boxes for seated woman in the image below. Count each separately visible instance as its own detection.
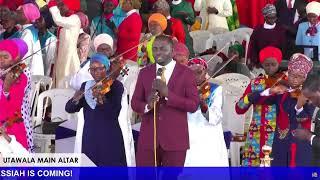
[70,34,114,91]
[137,13,167,66]
[222,43,252,78]
[248,4,286,69]
[0,11,19,40]
[65,53,127,166]
[173,42,189,66]
[296,1,320,61]
[184,58,228,167]
[0,39,33,153]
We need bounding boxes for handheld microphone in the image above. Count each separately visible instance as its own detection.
[154,68,164,98]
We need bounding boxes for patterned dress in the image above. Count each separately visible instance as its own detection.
[235,75,278,166]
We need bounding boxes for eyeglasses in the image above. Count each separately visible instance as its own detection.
[88,67,106,72]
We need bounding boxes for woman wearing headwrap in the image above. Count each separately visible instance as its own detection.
[35,15,57,76]
[184,57,228,166]
[245,53,314,166]
[137,13,167,66]
[296,1,320,61]
[173,42,190,65]
[153,0,186,44]
[171,0,195,57]
[222,43,252,78]
[47,0,81,87]
[236,46,287,166]
[71,33,115,91]
[90,0,125,39]
[66,53,127,166]
[0,39,33,153]
[116,0,142,61]
[248,4,286,69]
[0,11,19,40]
[76,12,91,67]
[16,3,44,76]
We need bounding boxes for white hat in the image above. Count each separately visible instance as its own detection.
[93,34,114,51]
[306,1,320,16]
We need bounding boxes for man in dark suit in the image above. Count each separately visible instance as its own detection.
[294,72,320,166]
[275,0,308,26]
[131,35,199,166]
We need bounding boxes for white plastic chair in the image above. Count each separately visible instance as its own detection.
[33,89,76,153]
[202,55,223,77]
[213,73,252,166]
[233,32,251,63]
[206,32,235,55]
[233,27,254,36]
[190,30,213,54]
[30,75,53,122]
[57,75,73,89]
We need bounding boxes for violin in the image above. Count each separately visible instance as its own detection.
[265,71,288,88]
[198,81,211,100]
[81,60,129,105]
[1,111,23,128]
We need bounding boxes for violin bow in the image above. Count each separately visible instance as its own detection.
[200,42,231,64]
[0,38,59,77]
[73,60,129,102]
[198,54,237,89]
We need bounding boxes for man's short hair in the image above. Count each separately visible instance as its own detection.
[302,72,320,92]
[154,35,173,49]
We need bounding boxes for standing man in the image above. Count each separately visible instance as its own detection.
[131,35,200,166]
[294,72,320,166]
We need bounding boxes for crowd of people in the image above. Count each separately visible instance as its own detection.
[0,0,320,170]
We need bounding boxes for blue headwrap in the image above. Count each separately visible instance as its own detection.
[90,53,111,71]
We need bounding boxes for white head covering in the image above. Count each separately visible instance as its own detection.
[306,1,320,16]
[93,34,114,51]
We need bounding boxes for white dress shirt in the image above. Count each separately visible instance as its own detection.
[156,59,176,85]
[286,0,299,23]
[144,60,177,112]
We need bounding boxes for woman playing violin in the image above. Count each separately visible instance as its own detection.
[246,53,314,167]
[65,53,127,166]
[0,39,33,153]
[236,46,286,166]
[184,58,228,167]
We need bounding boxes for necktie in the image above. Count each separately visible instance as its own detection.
[288,0,293,9]
[161,67,166,84]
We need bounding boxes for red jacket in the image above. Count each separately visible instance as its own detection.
[0,0,23,10]
[131,63,200,151]
[116,12,142,61]
[169,17,186,44]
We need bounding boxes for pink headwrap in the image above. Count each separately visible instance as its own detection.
[11,38,28,59]
[103,0,119,6]
[0,40,19,61]
[19,3,40,23]
[288,53,313,77]
[76,12,89,29]
[188,57,208,69]
[173,42,189,57]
